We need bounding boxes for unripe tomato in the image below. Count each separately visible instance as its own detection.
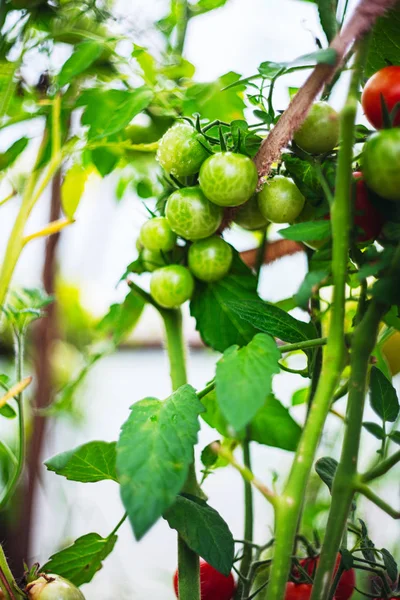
[199,152,258,207]
[361,66,400,129]
[166,187,223,241]
[188,236,233,282]
[300,554,355,600]
[150,265,194,308]
[141,248,168,272]
[293,102,339,154]
[382,331,400,376]
[26,574,85,599]
[157,123,209,178]
[233,195,269,230]
[285,582,313,600]
[173,561,235,600]
[352,172,384,242]
[140,217,176,252]
[257,176,305,223]
[362,129,400,202]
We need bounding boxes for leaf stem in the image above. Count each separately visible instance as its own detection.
[235,434,254,599]
[108,512,128,539]
[355,481,400,519]
[361,450,400,483]
[0,543,23,600]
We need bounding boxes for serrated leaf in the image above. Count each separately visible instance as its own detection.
[369,366,399,423]
[315,456,338,492]
[363,422,385,440]
[164,495,234,576]
[226,299,317,345]
[42,532,117,586]
[380,548,398,582]
[116,385,204,539]
[366,5,400,77]
[279,221,331,242]
[58,41,103,87]
[45,441,118,483]
[183,72,245,122]
[216,334,280,431]
[61,164,88,219]
[190,254,259,352]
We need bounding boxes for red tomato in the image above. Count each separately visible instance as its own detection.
[353,172,384,242]
[300,554,355,600]
[285,582,313,599]
[361,66,400,129]
[173,561,235,600]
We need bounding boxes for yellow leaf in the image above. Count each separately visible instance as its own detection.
[61,164,87,219]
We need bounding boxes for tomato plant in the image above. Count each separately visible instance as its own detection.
[0,2,399,600]
[361,66,400,128]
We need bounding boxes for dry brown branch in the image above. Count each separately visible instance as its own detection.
[254,0,398,181]
[240,239,304,268]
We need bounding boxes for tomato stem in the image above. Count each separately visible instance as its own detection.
[0,545,23,599]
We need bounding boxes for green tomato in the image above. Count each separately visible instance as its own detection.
[257,176,305,224]
[293,101,339,154]
[165,186,223,241]
[233,195,268,230]
[150,265,194,308]
[199,151,258,207]
[140,217,176,252]
[188,236,233,282]
[141,248,168,272]
[362,129,400,202]
[156,123,209,178]
[26,574,85,600]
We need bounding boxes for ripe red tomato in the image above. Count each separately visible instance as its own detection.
[173,561,235,600]
[352,172,384,242]
[300,554,355,600]
[285,582,313,600]
[361,66,400,129]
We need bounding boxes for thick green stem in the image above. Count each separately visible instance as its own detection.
[265,37,366,600]
[162,309,200,600]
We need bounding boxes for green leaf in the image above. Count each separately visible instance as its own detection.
[292,387,309,406]
[80,87,153,140]
[58,41,103,87]
[369,366,399,423]
[45,441,118,483]
[294,48,337,66]
[283,154,335,206]
[42,532,117,586]
[91,148,119,177]
[366,4,400,77]
[190,254,259,352]
[226,299,317,345]
[97,290,145,344]
[389,430,400,445]
[0,404,16,419]
[189,0,229,16]
[296,269,330,310]
[363,421,385,440]
[0,137,29,171]
[183,72,246,122]
[216,334,280,431]
[279,221,331,242]
[164,494,234,576]
[116,385,204,540]
[61,164,88,219]
[315,456,338,492]
[380,548,398,583]
[317,0,338,43]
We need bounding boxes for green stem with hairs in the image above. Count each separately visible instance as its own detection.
[361,450,400,483]
[162,308,200,600]
[264,37,368,600]
[0,543,24,600]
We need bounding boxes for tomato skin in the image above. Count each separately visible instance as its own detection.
[140,217,176,252]
[352,172,384,242]
[26,574,85,599]
[257,176,305,224]
[285,582,313,600]
[199,152,258,207]
[233,195,269,230]
[361,66,400,129]
[293,101,339,154]
[300,554,355,600]
[362,129,400,202]
[150,265,194,308]
[166,186,223,241]
[157,123,209,178]
[188,236,233,282]
[173,561,235,600]
[382,331,400,376]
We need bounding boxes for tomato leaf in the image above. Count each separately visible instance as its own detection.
[389,430,400,445]
[226,299,318,344]
[58,41,103,87]
[190,253,259,352]
[296,269,330,310]
[317,0,338,43]
[0,137,28,171]
[164,494,234,576]
[41,532,117,586]
[97,290,145,344]
[216,334,280,431]
[183,72,246,122]
[315,456,338,492]
[61,164,88,219]
[363,421,385,440]
[291,387,309,406]
[380,548,398,583]
[45,441,118,483]
[116,385,204,540]
[279,221,331,242]
[369,366,399,423]
[366,4,400,77]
